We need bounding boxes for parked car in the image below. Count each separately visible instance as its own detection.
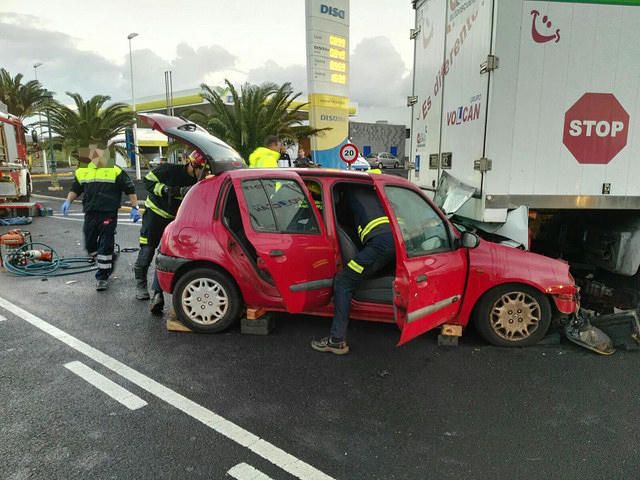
[351,155,370,171]
[141,113,578,348]
[366,152,401,169]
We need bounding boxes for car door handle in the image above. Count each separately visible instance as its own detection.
[416,274,428,283]
[269,249,284,257]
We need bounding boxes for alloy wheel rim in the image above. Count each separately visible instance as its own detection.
[490,291,541,341]
[182,278,229,325]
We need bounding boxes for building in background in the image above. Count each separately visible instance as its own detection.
[349,121,408,165]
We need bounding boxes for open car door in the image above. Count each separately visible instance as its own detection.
[138,113,246,174]
[371,175,467,345]
[231,170,337,313]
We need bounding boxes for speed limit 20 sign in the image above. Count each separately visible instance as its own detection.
[339,143,359,164]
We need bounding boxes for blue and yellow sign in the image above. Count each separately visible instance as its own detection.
[305,0,350,169]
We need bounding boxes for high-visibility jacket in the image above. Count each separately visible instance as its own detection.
[248,147,280,168]
[70,162,135,213]
[346,186,391,245]
[143,163,197,219]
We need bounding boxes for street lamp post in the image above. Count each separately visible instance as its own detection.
[33,62,47,175]
[127,32,141,180]
[43,90,61,191]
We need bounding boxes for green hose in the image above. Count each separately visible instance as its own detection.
[4,242,98,277]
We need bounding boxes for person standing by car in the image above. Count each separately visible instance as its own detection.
[311,185,396,355]
[278,144,292,167]
[248,135,281,168]
[62,145,140,291]
[294,147,316,168]
[134,150,206,315]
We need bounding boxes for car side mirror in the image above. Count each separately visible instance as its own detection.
[461,231,480,249]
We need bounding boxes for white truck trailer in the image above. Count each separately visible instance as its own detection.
[408,0,640,308]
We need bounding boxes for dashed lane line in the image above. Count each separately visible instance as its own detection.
[228,463,275,480]
[0,295,335,480]
[65,361,147,410]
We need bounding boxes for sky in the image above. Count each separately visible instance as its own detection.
[1,0,415,124]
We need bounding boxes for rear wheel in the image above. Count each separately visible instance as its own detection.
[377,162,383,169]
[173,268,243,333]
[393,161,399,169]
[474,284,552,347]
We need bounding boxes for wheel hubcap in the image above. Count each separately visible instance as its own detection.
[181,278,229,326]
[490,291,541,341]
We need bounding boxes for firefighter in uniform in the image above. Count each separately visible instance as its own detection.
[311,184,396,355]
[62,146,140,291]
[134,150,206,315]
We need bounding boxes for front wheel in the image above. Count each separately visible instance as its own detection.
[173,268,243,333]
[473,284,552,347]
[376,162,383,169]
[393,161,399,169]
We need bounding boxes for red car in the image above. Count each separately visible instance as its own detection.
[141,114,578,347]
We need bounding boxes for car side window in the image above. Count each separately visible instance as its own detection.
[384,186,451,256]
[241,178,320,234]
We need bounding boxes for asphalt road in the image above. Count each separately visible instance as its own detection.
[1,198,639,480]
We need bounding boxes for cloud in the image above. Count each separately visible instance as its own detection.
[0,13,237,103]
[246,61,307,95]
[349,36,411,108]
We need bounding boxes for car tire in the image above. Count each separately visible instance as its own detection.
[377,162,383,169]
[173,267,243,333]
[393,161,399,169]
[473,284,552,347]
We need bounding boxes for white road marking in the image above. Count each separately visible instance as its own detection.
[228,463,274,480]
[0,314,6,322]
[0,296,334,480]
[64,361,147,410]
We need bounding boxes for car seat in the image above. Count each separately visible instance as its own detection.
[336,227,394,304]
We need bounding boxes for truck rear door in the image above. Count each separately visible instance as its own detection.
[410,0,495,194]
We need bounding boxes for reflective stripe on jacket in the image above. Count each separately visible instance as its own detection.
[143,163,197,218]
[248,147,280,168]
[71,162,135,213]
[346,186,392,245]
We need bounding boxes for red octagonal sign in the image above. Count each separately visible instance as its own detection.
[563,93,629,165]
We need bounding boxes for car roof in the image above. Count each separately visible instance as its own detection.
[217,167,411,186]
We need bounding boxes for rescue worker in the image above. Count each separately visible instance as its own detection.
[248,135,281,168]
[62,145,140,291]
[312,184,396,355]
[134,150,206,315]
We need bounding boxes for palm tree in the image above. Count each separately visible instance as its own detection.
[0,68,49,119]
[46,93,133,160]
[185,80,327,160]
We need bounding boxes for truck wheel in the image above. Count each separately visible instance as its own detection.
[18,178,31,202]
[172,268,243,333]
[473,284,551,347]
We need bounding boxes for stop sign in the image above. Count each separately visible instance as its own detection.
[563,93,629,165]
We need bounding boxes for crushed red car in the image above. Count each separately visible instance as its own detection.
[140,113,578,347]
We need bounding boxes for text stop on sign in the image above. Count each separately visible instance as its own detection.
[563,92,630,165]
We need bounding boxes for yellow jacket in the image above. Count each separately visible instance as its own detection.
[248,147,280,168]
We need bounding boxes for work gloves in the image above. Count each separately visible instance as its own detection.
[130,207,141,223]
[61,200,71,216]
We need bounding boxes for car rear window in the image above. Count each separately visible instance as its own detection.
[241,179,320,234]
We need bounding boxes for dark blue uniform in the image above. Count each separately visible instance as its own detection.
[330,186,396,342]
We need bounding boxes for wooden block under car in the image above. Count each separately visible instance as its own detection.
[438,324,462,346]
[166,309,193,333]
[241,313,275,335]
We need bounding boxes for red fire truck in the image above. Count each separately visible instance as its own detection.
[0,104,31,202]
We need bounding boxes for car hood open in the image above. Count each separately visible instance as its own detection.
[138,113,246,174]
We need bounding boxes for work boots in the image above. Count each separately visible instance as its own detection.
[134,266,150,300]
[150,291,165,316]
